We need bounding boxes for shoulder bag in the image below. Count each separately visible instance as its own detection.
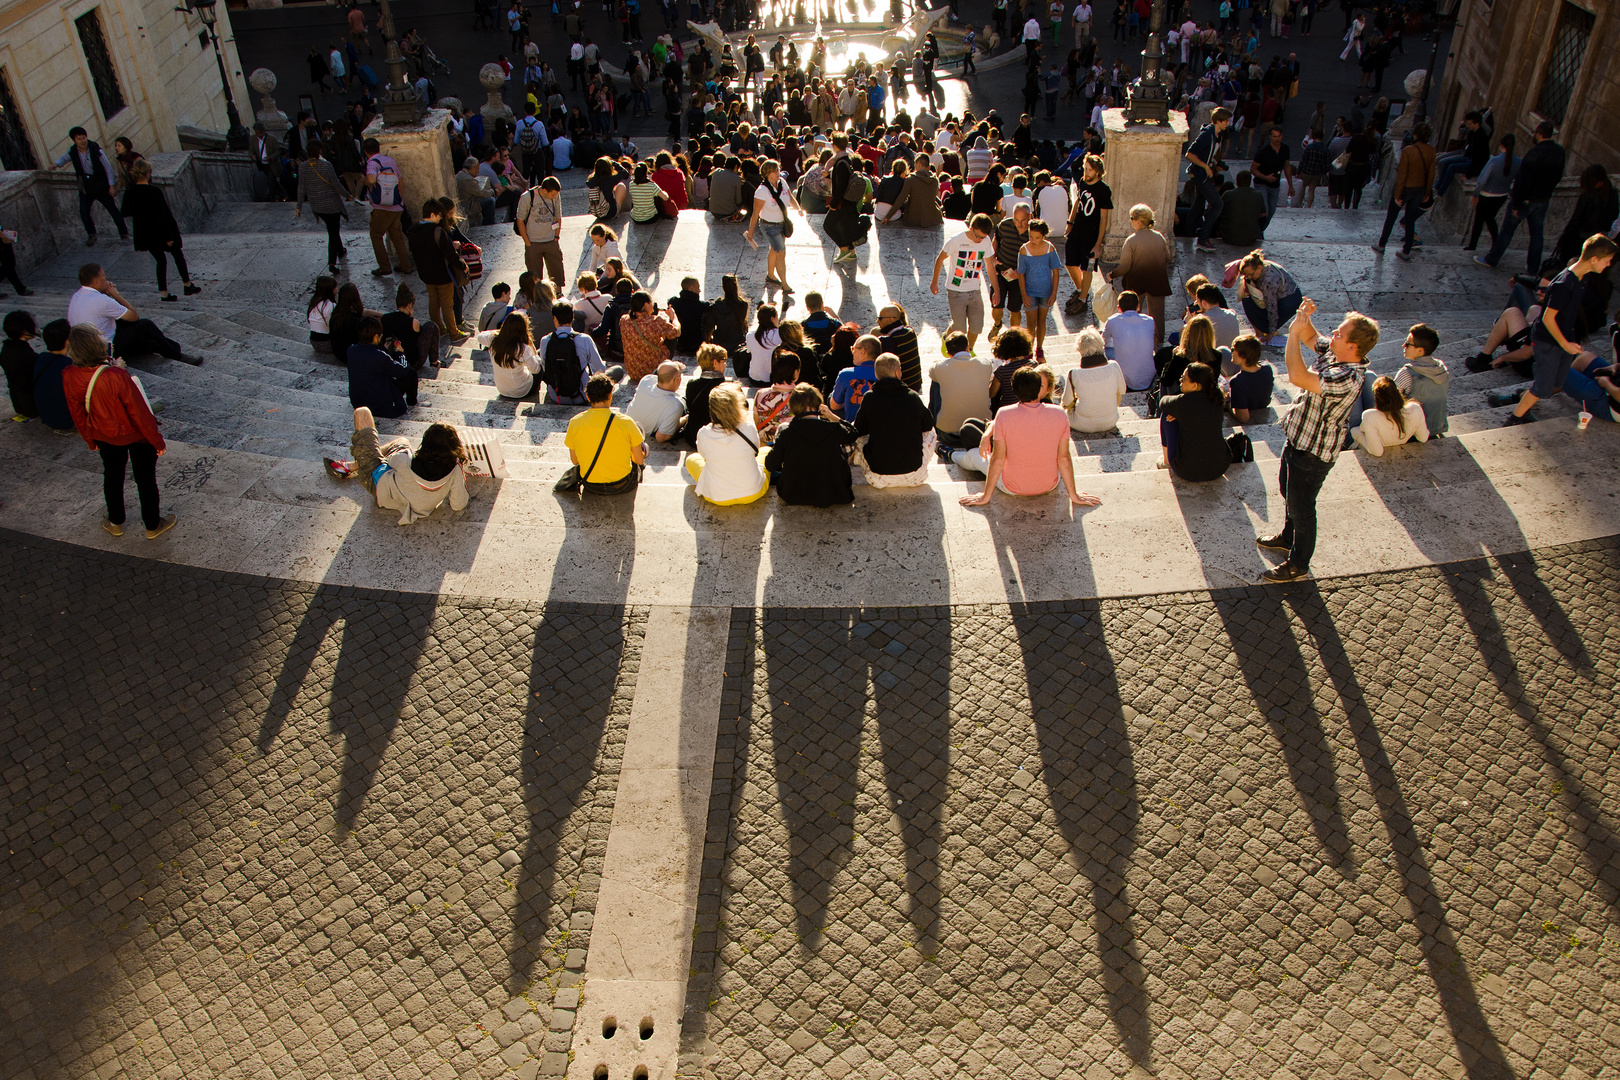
[766,179,794,238]
[554,410,616,492]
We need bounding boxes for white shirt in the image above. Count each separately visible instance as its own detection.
[693,422,766,502]
[627,374,685,438]
[1000,192,1031,218]
[491,343,542,398]
[67,286,127,339]
[940,232,995,292]
[745,328,782,382]
[588,239,621,271]
[308,299,335,335]
[1352,401,1429,456]
[1075,3,1092,20]
[1102,310,1157,390]
[754,179,790,222]
[328,50,346,76]
[1023,17,1042,40]
[1062,362,1127,433]
[1035,183,1069,237]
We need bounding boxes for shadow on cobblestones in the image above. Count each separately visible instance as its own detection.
[1210,590,1357,877]
[762,614,863,947]
[259,594,436,833]
[1442,558,1620,922]
[1287,585,1515,1080]
[1017,603,1153,1067]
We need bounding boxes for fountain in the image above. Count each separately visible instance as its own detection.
[686,4,971,79]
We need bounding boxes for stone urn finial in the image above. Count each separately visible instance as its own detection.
[249,67,290,136]
[478,62,515,130]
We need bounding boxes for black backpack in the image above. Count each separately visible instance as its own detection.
[544,332,583,399]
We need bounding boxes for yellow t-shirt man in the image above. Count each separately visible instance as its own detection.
[564,407,644,485]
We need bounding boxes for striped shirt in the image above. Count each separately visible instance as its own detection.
[1281,354,1366,463]
[629,181,664,222]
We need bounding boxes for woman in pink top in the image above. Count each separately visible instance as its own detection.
[959,366,1101,507]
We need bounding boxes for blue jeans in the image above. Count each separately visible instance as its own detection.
[1241,290,1302,337]
[1378,187,1427,252]
[475,196,496,226]
[1258,183,1280,224]
[1190,175,1223,242]
[1433,155,1472,197]
[1274,444,1335,571]
[1563,363,1615,420]
[1484,199,1549,273]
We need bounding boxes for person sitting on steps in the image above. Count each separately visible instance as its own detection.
[684,382,770,505]
[958,366,1104,507]
[328,407,471,524]
[852,352,936,488]
[561,373,646,495]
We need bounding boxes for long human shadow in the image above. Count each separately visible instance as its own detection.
[258,475,490,833]
[755,474,953,950]
[1287,585,1516,1080]
[1359,437,1592,670]
[970,487,1151,1064]
[509,456,642,991]
[627,209,680,295]
[1013,599,1152,1066]
[1201,578,1358,878]
[1435,558,1620,922]
[1359,436,1615,908]
[258,589,436,833]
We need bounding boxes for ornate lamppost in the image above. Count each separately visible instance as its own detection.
[1125,0,1171,123]
[178,0,249,150]
[375,0,425,125]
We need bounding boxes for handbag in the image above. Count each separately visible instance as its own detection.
[1332,151,1351,170]
[765,179,794,238]
[309,165,351,220]
[554,408,616,491]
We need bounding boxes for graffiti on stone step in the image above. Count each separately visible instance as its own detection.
[163,455,217,496]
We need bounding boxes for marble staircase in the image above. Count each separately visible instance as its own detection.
[1,198,1614,605]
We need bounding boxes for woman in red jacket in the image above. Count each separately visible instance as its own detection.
[62,324,176,538]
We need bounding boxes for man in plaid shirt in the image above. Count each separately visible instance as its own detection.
[1256,297,1379,582]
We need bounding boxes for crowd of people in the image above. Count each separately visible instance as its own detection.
[8,0,1620,564]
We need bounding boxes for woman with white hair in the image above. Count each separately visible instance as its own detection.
[1060,327,1127,434]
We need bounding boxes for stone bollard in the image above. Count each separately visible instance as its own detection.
[479,63,515,134]
[249,69,291,139]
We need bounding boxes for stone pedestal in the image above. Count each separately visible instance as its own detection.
[477,63,514,139]
[1101,107,1188,261]
[365,108,456,219]
[249,68,290,140]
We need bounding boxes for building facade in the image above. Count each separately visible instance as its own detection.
[1436,0,1618,173]
[0,0,251,172]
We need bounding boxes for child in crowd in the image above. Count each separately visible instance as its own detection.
[1224,333,1274,424]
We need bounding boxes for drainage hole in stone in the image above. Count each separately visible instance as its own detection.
[633,1068,648,1080]
[640,1017,654,1040]
[593,1067,608,1080]
[602,1017,617,1039]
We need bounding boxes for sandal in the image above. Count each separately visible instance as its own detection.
[324,457,355,480]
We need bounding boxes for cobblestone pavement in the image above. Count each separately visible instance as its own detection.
[0,531,645,1080]
[683,539,1620,1080]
